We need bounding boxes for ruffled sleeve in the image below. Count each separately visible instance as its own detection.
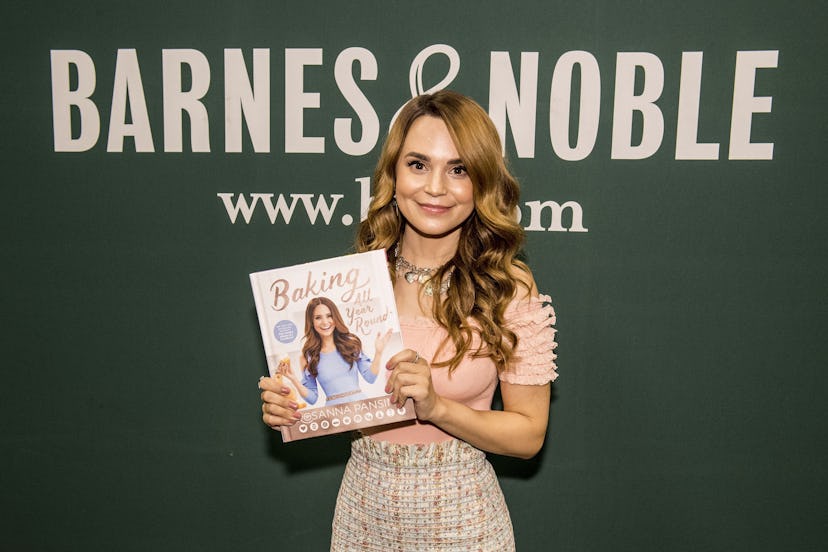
[498,293,558,385]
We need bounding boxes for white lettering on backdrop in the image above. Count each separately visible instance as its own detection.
[50,45,779,161]
[49,44,780,234]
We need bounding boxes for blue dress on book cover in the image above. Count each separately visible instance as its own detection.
[301,351,378,406]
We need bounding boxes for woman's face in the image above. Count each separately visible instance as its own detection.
[312,304,335,338]
[394,116,474,240]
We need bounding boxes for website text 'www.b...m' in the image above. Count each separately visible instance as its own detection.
[217,178,587,233]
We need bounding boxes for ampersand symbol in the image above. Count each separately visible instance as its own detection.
[390,44,460,127]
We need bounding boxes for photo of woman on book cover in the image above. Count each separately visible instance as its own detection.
[278,296,392,406]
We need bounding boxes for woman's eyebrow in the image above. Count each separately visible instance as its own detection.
[403,151,429,161]
[403,151,463,165]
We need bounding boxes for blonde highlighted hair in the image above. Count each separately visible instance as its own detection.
[355,90,530,373]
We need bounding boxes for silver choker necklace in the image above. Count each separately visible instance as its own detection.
[393,244,454,296]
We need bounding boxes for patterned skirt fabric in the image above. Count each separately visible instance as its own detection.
[330,435,515,551]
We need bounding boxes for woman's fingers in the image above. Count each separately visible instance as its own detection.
[385,363,431,407]
[384,352,441,418]
[261,401,302,427]
[385,348,422,370]
[259,377,301,427]
[258,376,286,393]
[262,407,300,428]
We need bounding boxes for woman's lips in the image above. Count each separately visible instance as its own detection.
[418,203,451,214]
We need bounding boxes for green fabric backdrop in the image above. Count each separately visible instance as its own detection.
[2,1,826,550]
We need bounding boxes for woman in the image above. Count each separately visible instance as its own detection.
[259,90,558,551]
[282,296,391,406]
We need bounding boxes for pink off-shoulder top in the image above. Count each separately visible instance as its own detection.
[364,294,558,445]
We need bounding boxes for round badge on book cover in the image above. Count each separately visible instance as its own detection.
[273,320,298,343]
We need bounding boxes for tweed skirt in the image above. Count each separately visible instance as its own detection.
[330,435,515,551]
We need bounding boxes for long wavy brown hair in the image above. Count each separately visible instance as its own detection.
[301,297,363,377]
[355,90,530,373]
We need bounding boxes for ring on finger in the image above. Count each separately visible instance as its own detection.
[413,351,420,364]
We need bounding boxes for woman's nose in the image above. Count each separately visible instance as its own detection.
[423,172,447,196]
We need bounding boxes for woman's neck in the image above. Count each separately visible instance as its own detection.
[398,228,460,268]
[320,335,336,352]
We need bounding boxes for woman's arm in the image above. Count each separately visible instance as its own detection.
[385,353,550,459]
[353,329,393,385]
[281,366,312,399]
[385,268,554,459]
[431,379,549,459]
[295,356,319,404]
[367,328,393,375]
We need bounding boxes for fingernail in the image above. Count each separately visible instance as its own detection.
[289,401,298,410]
[293,412,302,420]
[281,387,291,394]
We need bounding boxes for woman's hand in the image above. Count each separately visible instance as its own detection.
[277,361,291,376]
[259,376,302,428]
[278,365,300,387]
[368,329,395,376]
[384,349,442,421]
[373,328,393,356]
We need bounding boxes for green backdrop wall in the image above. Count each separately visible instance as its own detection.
[2,1,826,550]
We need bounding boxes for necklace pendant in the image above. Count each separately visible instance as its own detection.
[404,271,418,284]
[417,273,430,285]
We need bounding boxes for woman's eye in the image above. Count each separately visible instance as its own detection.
[451,165,467,175]
[407,160,425,170]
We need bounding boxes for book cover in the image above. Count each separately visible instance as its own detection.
[250,250,415,442]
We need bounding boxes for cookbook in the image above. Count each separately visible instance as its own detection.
[250,250,415,442]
